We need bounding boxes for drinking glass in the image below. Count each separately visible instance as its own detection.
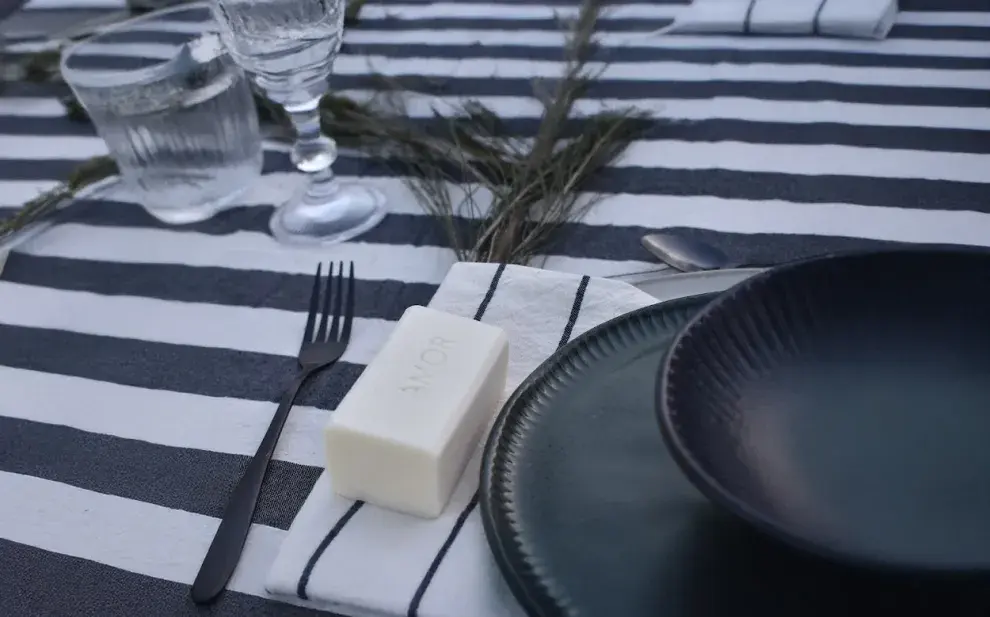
[60,3,263,224]
[208,0,386,246]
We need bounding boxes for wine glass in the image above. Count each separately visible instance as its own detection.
[208,0,386,246]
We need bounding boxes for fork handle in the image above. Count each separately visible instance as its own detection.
[191,371,311,604]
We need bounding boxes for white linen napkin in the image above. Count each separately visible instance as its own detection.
[658,0,898,39]
[267,263,659,617]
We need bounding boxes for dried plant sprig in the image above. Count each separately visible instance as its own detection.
[0,155,117,246]
[0,0,651,265]
[361,0,651,264]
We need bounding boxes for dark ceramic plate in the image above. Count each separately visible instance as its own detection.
[480,292,986,617]
[659,249,990,575]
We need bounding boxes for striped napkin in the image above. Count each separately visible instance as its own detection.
[668,0,898,39]
[266,262,658,617]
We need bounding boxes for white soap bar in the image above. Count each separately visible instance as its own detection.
[325,305,509,519]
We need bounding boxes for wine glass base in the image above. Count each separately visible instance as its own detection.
[269,181,386,247]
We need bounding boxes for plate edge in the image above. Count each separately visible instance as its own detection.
[479,293,717,617]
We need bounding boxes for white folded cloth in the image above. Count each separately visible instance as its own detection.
[267,263,658,617]
[664,0,898,39]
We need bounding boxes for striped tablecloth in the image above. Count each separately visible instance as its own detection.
[0,0,988,615]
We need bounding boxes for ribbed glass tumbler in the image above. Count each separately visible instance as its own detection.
[61,2,263,225]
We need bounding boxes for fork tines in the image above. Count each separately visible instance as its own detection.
[302,261,355,353]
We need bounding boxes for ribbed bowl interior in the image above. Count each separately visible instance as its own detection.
[659,249,990,572]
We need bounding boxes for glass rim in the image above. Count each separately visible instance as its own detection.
[60,0,220,90]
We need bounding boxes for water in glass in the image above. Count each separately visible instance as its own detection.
[61,4,263,225]
[210,0,386,246]
[209,0,343,104]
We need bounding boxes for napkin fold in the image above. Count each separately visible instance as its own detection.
[662,0,898,39]
[267,263,658,617]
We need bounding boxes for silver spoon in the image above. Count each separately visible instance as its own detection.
[641,232,744,272]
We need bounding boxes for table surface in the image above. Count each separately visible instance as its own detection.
[0,0,988,615]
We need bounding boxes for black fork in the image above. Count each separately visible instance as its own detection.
[191,262,355,604]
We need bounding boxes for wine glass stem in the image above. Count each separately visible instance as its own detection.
[283,95,340,198]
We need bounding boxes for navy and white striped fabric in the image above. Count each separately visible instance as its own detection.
[267,262,659,617]
[0,0,988,615]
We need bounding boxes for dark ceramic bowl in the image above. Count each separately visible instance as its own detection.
[657,248,990,574]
